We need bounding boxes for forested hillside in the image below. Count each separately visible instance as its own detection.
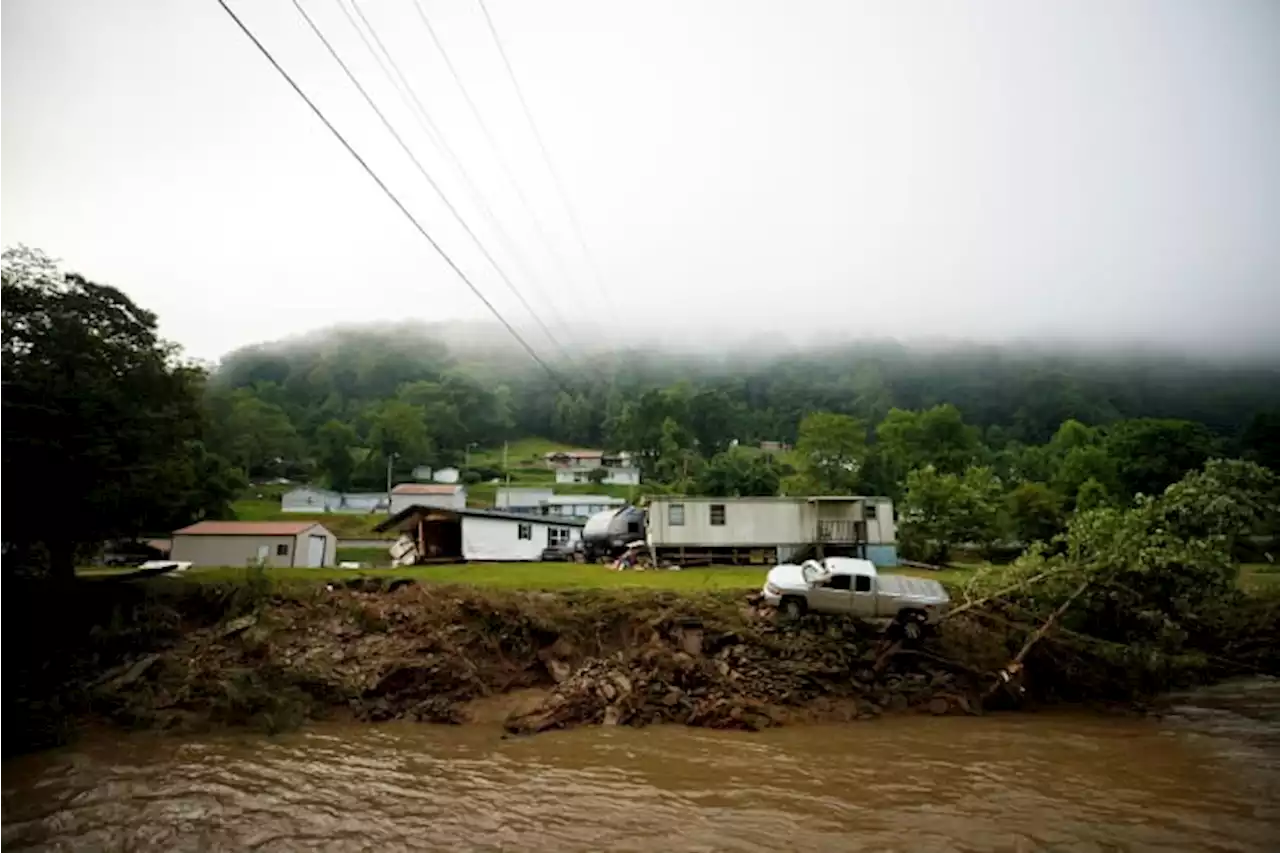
[5,246,1278,576]
[210,324,1280,484]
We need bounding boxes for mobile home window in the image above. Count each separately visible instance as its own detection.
[518,523,532,540]
[668,503,685,526]
[865,503,878,520]
[709,504,726,526]
[275,544,289,556]
[548,527,570,546]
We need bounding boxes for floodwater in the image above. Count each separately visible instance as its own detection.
[5,681,1279,852]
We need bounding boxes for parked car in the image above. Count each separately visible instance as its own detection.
[761,557,950,638]
[540,540,583,562]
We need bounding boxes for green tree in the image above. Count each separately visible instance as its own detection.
[2,247,235,579]
[366,400,433,477]
[696,446,782,497]
[1007,481,1066,545]
[315,419,358,491]
[206,388,301,478]
[1105,418,1217,499]
[877,404,981,477]
[790,412,867,495]
[898,464,1004,563]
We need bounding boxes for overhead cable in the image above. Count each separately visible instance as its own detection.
[475,0,620,318]
[210,0,572,391]
[409,0,602,321]
[294,0,576,366]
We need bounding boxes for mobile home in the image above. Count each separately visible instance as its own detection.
[644,495,898,566]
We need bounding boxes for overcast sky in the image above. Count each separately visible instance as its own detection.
[4,0,1279,361]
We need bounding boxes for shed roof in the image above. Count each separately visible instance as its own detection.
[173,521,326,536]
[375,505,587,533]
[391,483,463,495]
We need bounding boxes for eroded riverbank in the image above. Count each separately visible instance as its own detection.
[8,576,1277,754]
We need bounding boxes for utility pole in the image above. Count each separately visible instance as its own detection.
[385,452,399,505]
[503,440,510,485]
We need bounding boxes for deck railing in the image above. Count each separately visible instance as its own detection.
[816,520,862,543]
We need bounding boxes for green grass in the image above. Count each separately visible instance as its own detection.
[1239,562,1280,594]
[469,437,577,469]
[103,560,974,592]
[177,562,771,590]
[228,499,391,539]
[336,547,392,567]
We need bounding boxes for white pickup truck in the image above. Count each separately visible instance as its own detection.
[761,557,950,637]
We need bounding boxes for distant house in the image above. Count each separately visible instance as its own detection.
[389,483,467,514]
[377,506,584,563]
[540,494,626,519]
[759,441,792,454]
[170,521,337,568]
[495,487,554,513]
[282,487,387,514]
[555,466,641,486]
[432,467,460,484]
[543,449,633,469]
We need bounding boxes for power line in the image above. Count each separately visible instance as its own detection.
[409,0,601,324]
[475,0,619,318]
[291,0,576,367]
[210,0,571,391]
[337,0,584,353]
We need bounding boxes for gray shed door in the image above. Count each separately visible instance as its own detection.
[307,535,326,567]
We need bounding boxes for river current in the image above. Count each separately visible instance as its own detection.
[5,679,1278,851]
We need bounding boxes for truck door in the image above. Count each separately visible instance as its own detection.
[810,573,855,614]
[850,572,876,617]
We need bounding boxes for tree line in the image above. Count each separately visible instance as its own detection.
[4,247,1278,578]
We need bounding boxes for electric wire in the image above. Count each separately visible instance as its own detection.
[409,0,603,324]
[210,0,572,391]
[338,0,584,353]
[475,0,620,318]
[294,0,578,367]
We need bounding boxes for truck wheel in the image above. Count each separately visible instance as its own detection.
[779,597,806,621]
[898,610,927,641]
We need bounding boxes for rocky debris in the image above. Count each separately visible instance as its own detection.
[81,584,987,739]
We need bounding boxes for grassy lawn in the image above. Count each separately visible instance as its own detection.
[94,560,976,592]
[1239,562,1280,594]
[228,499,390,539]
[336,547,392,567]
[177,562,771,590]
[470,437,577,469]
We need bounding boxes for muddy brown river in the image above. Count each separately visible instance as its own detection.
[5,680,1279,852]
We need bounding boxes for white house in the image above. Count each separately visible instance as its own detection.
[432,467,460,484]
[495,487,554,512]
[170,521,337,568]
[540,494,626,518]
[389,483,467,514]
[281,487,386,514]
[554,466,641,486]
[645,495,898,566]
[377,506,584,563]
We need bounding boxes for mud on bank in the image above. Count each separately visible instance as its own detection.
[5,575,1277,754]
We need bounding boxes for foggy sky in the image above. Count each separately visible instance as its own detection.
[4,0,1279,361]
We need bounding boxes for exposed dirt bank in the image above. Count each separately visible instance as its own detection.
[5,576,1276,755]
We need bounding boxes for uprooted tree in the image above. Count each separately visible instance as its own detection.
[946,458,1279,702]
